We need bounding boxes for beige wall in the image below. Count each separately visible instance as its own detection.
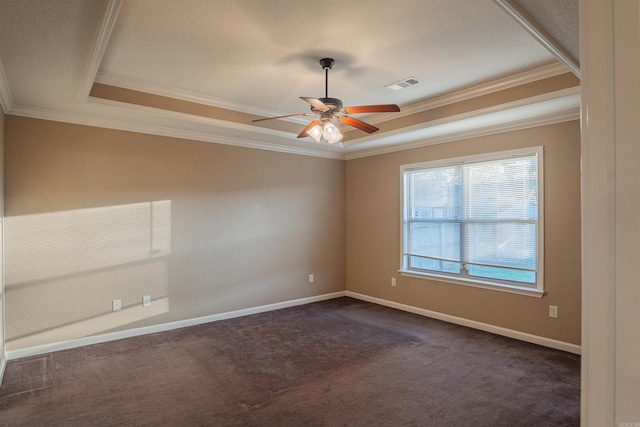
[3,116,345,350]
[1,114,582,352]
[346,120,581,345]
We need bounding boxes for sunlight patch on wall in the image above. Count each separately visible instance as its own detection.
[4,201,172,348]
[5,200,171,284]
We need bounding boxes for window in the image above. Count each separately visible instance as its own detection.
[400,147,543,296]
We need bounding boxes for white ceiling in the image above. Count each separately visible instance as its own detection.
[0,0,579,159]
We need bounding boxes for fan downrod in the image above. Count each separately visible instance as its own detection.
[319,58,336,100]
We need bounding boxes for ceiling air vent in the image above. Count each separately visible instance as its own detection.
[385,76,422,91]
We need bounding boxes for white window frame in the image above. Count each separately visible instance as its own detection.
[399,147,544,298]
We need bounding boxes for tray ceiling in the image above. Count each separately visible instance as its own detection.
[0,0,580,159]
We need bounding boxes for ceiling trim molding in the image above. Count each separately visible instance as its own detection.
[0,59,14,113]
[8,104,344,160]
[96,62,570,126]
[6,86,579,162]
[344,86,580,159]
[345,86,579,147]
[77,0,123,102]
[86,95,317,144]
[373,62,570,124]
[94,71,284,120]
[344,107,579,160]
[491,0,580,78]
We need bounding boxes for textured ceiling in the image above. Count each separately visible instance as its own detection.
[0,0,580,158]
[98,0,554,116]
[514,0,579,63]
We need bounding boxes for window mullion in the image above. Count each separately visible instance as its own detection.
[460,165,469,277]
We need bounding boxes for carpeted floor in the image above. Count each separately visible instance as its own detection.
[0,297,580,426]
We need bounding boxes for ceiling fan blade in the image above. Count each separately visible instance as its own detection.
[300,97,330,111]
[342,104,400,114]
[337,116,379,134]
[252,112,313,123]
[297,119,322,138]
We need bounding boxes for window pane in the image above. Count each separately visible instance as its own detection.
[465,222,536,270]
[468,265,536,284]
[408,221,460,263]
[465,158,538,221]
[410,167,461,220]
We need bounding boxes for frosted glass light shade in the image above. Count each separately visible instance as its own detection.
[322,121,343,144]
[307,124,323,142]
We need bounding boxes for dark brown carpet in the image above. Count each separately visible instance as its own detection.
[0,297,580,426]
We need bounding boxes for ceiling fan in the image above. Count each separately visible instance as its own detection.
[252,58,400,144]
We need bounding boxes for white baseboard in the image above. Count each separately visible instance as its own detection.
[6,291,346,361]
[346,291,581,355]
[4,289,579,362]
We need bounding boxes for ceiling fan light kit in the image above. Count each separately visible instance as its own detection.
[321,120,343,143]
[252,58,400,144]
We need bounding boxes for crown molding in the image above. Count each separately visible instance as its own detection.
[96,62,570,128]
[344,87,580,160]
[9,103,345,160]
[94,71,288,120]
[373,62,571,124]
[345,109,579,160]
[6,64,578,162]
[345,86,579,147]
[6,86,579,162]
[78,0,122,102]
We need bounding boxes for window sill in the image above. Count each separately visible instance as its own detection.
[398,270,545,298]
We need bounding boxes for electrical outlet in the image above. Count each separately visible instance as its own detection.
[549,305,558,318]
[391,277,397,287]
[308,274,314,283]
[112,299,122,312]
[143,295,151,307]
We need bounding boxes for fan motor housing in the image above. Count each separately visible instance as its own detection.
[312,97,343,112]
